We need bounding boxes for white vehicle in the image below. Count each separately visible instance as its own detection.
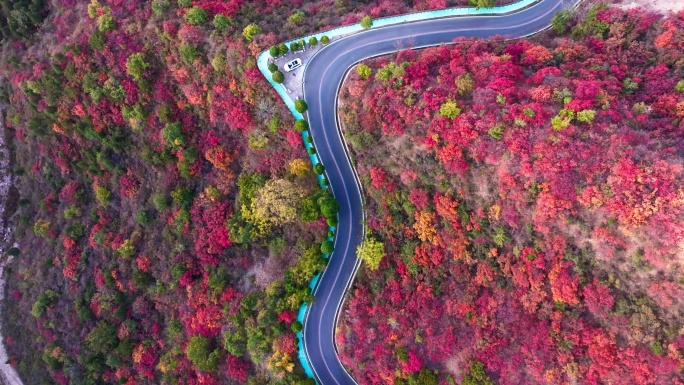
[284,58,303,72]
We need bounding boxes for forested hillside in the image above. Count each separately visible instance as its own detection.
[337,5,684,385]
[0,0,501,384]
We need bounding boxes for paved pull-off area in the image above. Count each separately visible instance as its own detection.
[265,0,579,383]
[272,45,322,101]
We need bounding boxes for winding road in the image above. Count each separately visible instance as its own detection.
[299,0,576,383]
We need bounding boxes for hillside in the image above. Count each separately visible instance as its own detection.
[336,5,684,385]
[0,0,501,384]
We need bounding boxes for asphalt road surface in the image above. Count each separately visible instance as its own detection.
[301,0,576,383]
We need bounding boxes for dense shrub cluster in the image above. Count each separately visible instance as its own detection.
[0,0,48,39]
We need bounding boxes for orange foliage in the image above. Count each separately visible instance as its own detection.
[204,146,237,170]
[132,343,144,364]
[413,210,438,245]
[548,261,580,306]
[530,86,552,102]
[522,45,553,66]
[434,193,460,230]
[654,29,674,48]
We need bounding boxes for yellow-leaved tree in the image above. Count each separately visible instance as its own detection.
[267,350,294,374]
[356,236,385,271]
[289,245,326,286]
[288,158,311,177]
[244,178,307,237]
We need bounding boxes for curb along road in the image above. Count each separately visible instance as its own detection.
[258,0,578,383]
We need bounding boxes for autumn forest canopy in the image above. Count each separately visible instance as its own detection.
[337,4,684,385]
[0,0,683,385]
